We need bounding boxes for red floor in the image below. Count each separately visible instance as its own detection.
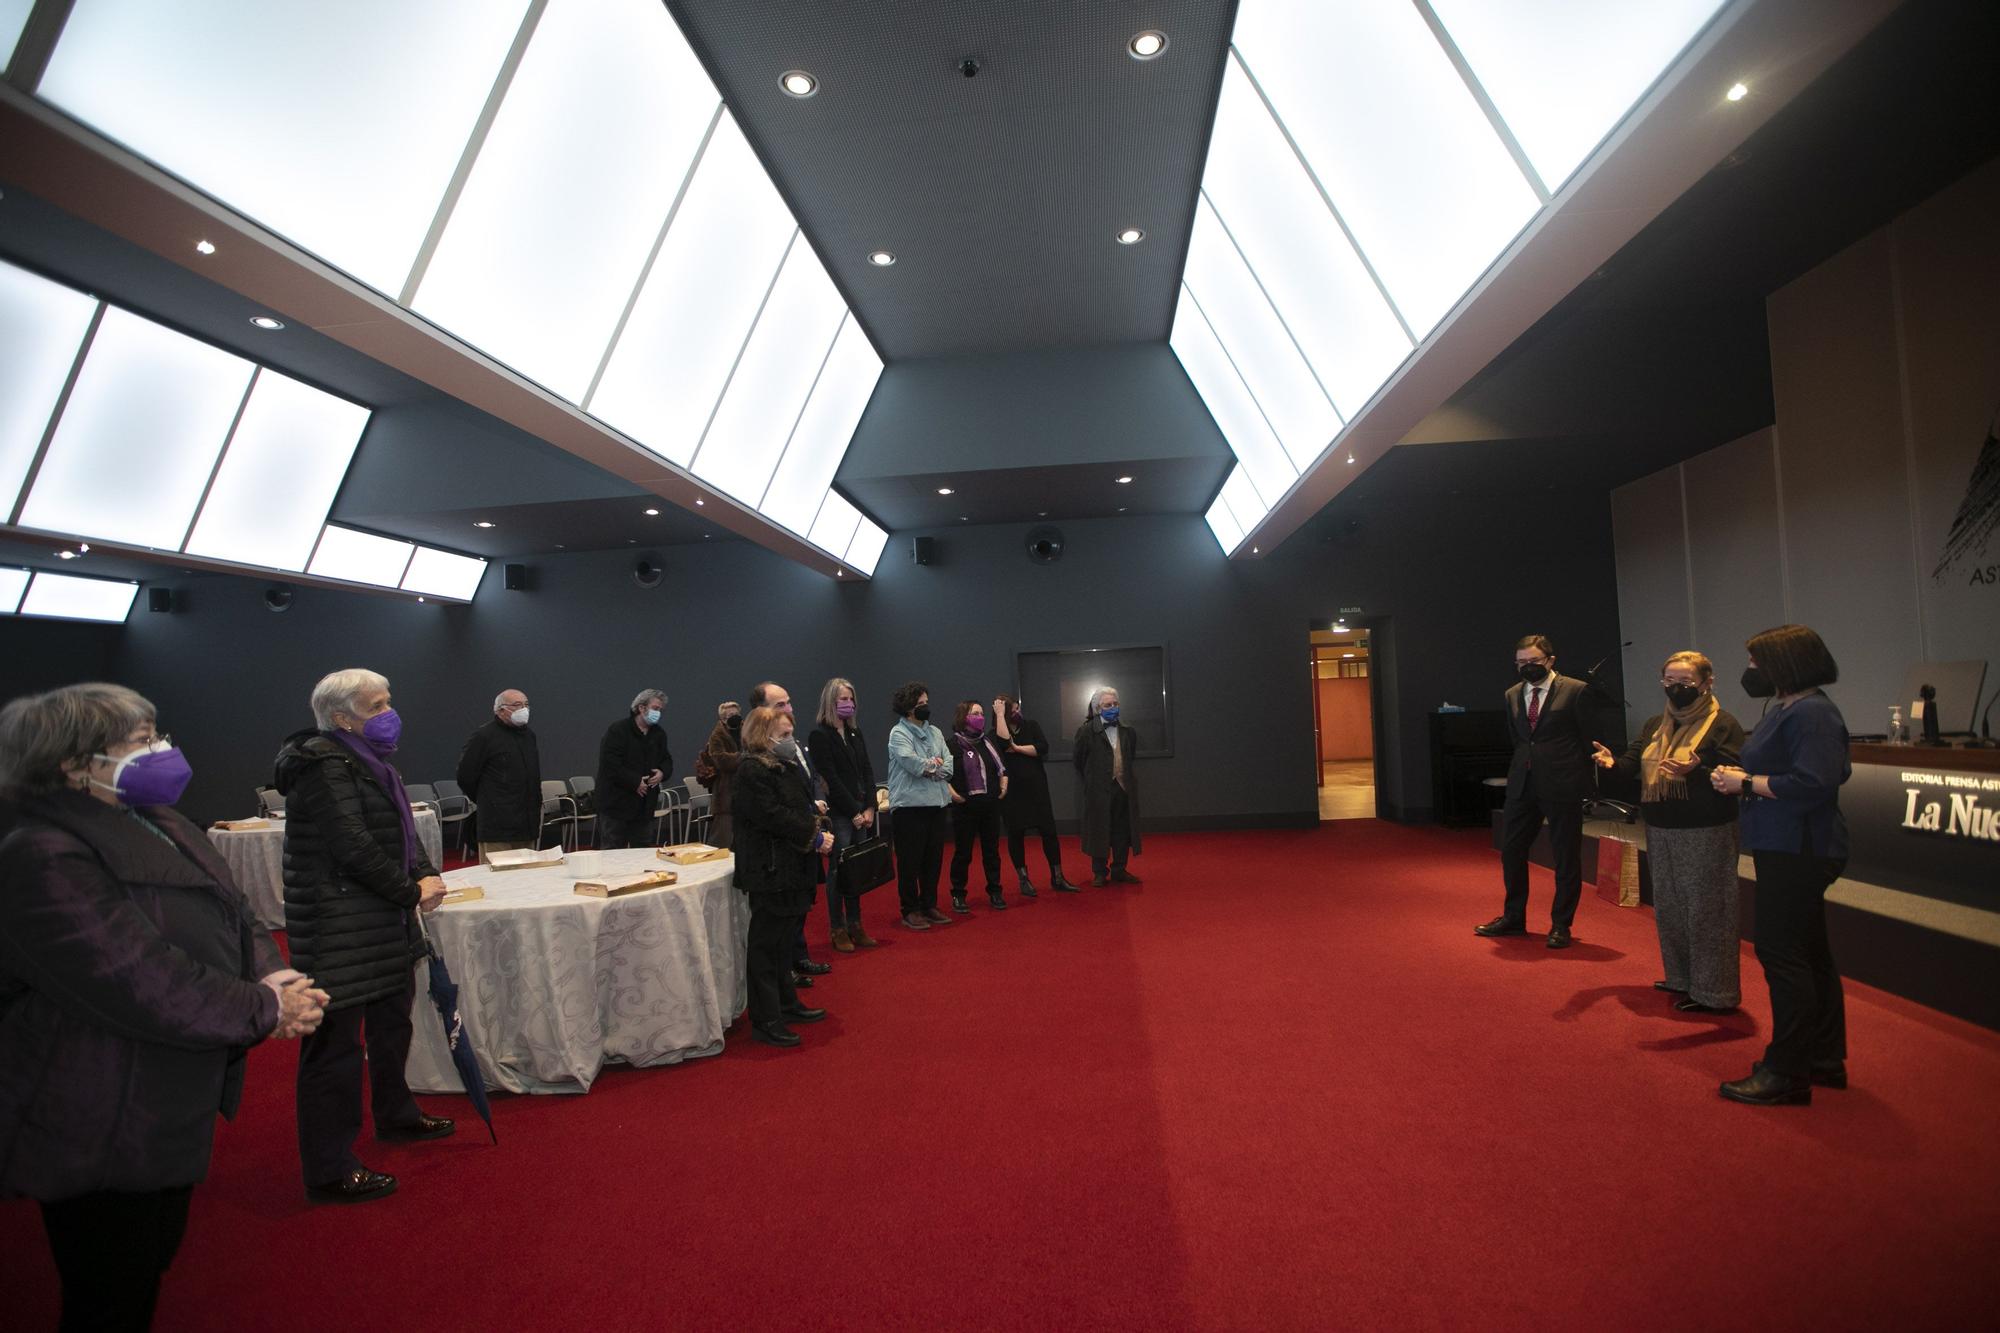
[7,823,1999,1330]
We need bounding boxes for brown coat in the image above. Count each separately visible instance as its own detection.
[704,717,742,846]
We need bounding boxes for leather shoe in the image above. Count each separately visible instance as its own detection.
[752,1023,801,1048]
[1719,1063,1811,1106]
[1809,1060,1848,1089]
[307,1166,397,1205]
[1546,927,1573,949]
[795,958,831,976]
[781,1003,827,1023]
[848,925,879,948]
[1674,998,1735,1014]
[1090,874,1108,887]
[987,891,1007,910]
[377,1113,454,1142]
[1109,869,1142,884]
[950,894,971,915]
[922,907,952,925]
[1051,873,1079,893]
[899,911,931,931]
[1653,980,1687,992]
[1473,916,1526,937]
[790,971,814,988]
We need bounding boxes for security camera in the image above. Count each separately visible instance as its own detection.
[633,557,663,589]
[263,586,294,613]
[1025,525,1065,564]
[959,57,981,78]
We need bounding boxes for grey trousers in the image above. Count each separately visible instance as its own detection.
[1649,821,1741,1007]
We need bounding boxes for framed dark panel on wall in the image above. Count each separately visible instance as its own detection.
[1015,643,1172,759]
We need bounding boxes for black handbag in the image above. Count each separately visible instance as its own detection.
[835,833,894,896]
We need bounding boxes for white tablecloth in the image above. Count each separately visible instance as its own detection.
[208,809,443,929]
[405,848,749,1095]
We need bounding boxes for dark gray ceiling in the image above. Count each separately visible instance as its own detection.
[666,0,1235,361]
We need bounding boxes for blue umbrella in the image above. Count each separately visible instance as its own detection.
[418,915,497,1143]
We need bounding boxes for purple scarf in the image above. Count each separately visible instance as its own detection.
[331,729,418,872]
[953,730,1004,797]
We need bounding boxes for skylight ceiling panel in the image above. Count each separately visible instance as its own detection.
[1169,287,1297,511]
[1182,197,1341,473]
[0,262,98,519]
[41,0,527,295]
[412,0,718,403]
[1230,0,1540,338]
[20,307,252,549]
[400,546,487,600]
[1220,467,1269,535]
[760,316,882,536]
[307,524,413,587]
[1201,63,1411,421]
[807,488,862,558]
[0,567,27,614]
[690,238,848,506]
[1429,0,1723,192]
[1,0,34,81]
[20,572,138,623]
[183,371,369,570]
[589,112,797,466]
[843,518,888,578]
[1205,493,1245,554]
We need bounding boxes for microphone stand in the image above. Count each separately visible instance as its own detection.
[1969,689,2000,749]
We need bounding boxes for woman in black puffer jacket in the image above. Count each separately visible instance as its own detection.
[732,705,833,1048]
[275,669,452,1205]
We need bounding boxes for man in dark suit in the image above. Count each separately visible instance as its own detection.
[1475,635,1599,948]
[455,688,541,863]
[1073,687,1142,886]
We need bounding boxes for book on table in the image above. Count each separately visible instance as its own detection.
[574,870,678,898]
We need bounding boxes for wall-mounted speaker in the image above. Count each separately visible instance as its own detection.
[504,563,527,590]
[1025,526,1064,564]
[147,588,173,613]
[263,586,294,613]
[633,557,663,589]
[911,536,937,566]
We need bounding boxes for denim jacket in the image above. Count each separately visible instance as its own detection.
[885,719,953,809]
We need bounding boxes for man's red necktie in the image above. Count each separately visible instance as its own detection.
[1527,686,1542,732]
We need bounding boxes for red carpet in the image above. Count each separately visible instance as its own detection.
[6,823,1998,1329]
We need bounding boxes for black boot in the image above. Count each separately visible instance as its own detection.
[1051,869,1078,892]
[951,892,971,915]
[1719,1062,1811,1106]
[1016,866,1038,898]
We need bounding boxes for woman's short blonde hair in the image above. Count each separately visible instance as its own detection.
[1661,651,1714,682]
[0,682,156,795]
[311,668,388,730]
[740,705,788,759]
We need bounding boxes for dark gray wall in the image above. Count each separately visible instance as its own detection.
[3,481,1620,831]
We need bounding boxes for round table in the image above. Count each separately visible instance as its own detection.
[405,848,748,1095]
[207,808,443,929]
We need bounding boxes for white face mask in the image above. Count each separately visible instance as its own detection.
[507,706,531,727]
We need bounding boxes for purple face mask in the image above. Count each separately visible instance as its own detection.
[95,743,194,807]
[360,708,402,754]
[964,714,986,734]
[835,698,857,719]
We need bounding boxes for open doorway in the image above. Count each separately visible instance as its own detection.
[1310,624,1373,820]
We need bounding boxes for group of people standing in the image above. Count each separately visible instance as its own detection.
[1478,624,1853,1107]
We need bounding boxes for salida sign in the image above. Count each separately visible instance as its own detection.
[1899,769,2000,842]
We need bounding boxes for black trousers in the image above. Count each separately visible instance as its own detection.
[746,905,803,1027]
[1751,850,1848,1077]
[41,1185,194,1332]
[595,813,645,849]
[1008,825,1064,878]
[892,805,947,914]
[296,978,422,1185]
[1498,772,1585,929]
[1089,788,1134,877]
[950,796,1004,893]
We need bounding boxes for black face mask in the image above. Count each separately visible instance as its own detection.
[1741,666,1776,699]
[1517,662,1550,684]
[1664,683,1703,709]
[912,705,931,723]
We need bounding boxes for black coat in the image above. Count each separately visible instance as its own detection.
[1602,708,1747,829]
[808,721,876,820]
[455,717,542,841]
[274,730,437,1011]
[998,717,1055,831]
[729,755,820,916]
[596,717,673,823]
[0,792,280,1200]
[1504,674,1601,803]
[1073,719,1142,857]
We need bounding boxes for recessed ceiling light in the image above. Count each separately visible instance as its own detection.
[1251,546,1259,554]
[474,521,496,529]
[703,533,711,539]
[1116,475,1133,484]
[1725,81,1749,102]
[1342,652,1355,659]
[58,550,77,560]
[780,70,818,98]
[836,569,844,577]
[867,249,897,267]
[960,515,969,522]
[644,508,660,516]
[1115,228,1145,246]
[937,486,954,495]
[249,315,285,330]
[194,239,216,256]
[694,498,705,506]
[1037,511,1048,517]
[1129,30,1168,60]
[1117,506,1127,512]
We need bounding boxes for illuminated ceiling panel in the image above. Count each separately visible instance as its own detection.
[843,519,889,578]
[1429,0,1724,191]
[0,261,98,520]
[308,524,414,587]
[1200,62,1412,420]
[20,307,253,549]
[761,316,883,536]
[183,370,370,571]
[1231,0,1539,338]
[1220,468,1268,537]
[400,546,487,601]
[690,236,848,506]
[41,0,526,294]
[1169,287,1297,511]
[1204,491,1245,554]
[588,111,798,466]
[0,566,27,614]
[411,0,718,402]
[1182,197,1340,472]
[0,0,31,72]
[19,571,138,622]
[807,488,862,558]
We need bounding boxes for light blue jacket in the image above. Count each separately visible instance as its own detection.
[885,718,953,808]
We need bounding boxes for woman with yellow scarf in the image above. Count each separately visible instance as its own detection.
[1593,651,1747,1013]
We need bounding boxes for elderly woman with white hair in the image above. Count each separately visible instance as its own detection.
[274,668,452,1205]
[594,686,674,849]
